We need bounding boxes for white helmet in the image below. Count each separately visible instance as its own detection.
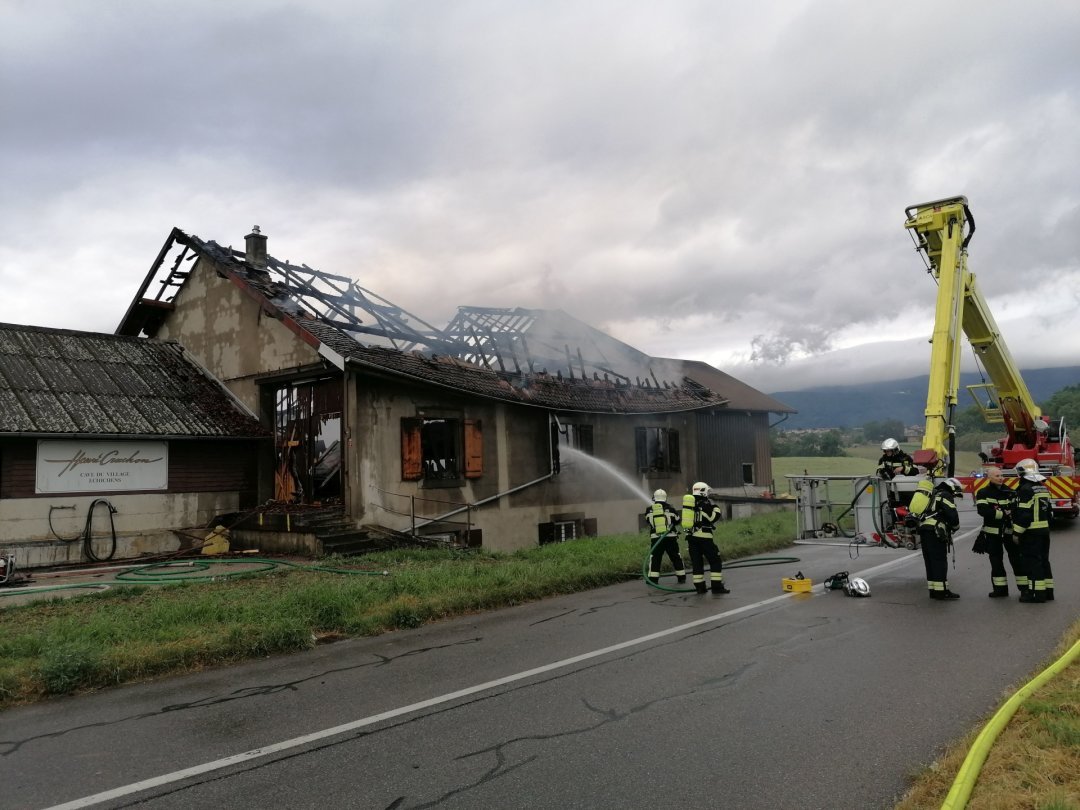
[941,477,964,494]
[881,438,900,452]
[1015,458,1046,482]
[652,489,667,501]
[692,482,710,497]
[844,577,871,597]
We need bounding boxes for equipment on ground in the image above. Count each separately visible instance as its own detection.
[903,196,1078,519]
[0,553,16,586]
[845,576,871,597]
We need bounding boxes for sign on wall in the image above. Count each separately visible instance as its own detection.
[35,441,169,494]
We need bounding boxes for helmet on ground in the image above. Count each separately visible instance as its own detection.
[652,489,667,501]
[692,482,710,496]
[881,438,900,452]
[1015,458,1046,482]
[844,577,871,597]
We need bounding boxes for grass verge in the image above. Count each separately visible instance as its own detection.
[0,511,797,709]
[894,619,1080,809]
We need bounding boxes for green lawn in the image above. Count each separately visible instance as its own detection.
[771,444,986,494]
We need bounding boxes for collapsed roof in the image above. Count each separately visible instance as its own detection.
[116,228,781,415]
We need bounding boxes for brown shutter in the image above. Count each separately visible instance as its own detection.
[583,518,598,537]
[538,522,555,545]
[464,419,483,478]
[401,418,422,480]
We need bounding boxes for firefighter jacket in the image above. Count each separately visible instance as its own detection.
[975,481,1014,535]
[915,486,960,533]
[687,496,721,539]
[645,500,679,538]
[1011,478,1050,536]
[876,451,916,479]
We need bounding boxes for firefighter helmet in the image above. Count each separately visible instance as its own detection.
[652,489,667,501]
[942,478,964,494]
[1015,458,1046,482]
[845,577,871,597]
[692,482,710,497]
[881,438,900,452]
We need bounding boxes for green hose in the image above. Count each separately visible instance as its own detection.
[0,558,390,598]
[642,533,800,593]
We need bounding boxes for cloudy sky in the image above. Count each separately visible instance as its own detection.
[2,0,1078,394]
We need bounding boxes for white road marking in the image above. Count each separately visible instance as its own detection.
[43,552,925,809]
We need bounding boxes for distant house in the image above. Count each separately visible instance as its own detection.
[111,227,796,554]
[0,322,268,568]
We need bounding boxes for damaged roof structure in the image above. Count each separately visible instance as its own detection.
[118,228,748,415]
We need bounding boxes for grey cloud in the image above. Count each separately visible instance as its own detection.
[1,1,1078,391]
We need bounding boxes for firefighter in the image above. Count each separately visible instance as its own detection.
[681,482,729,594]
[973,467,1026,598]
[876,438,917,480]
[644,489,685,584]
[910,477,961,600]
[1012,459,1053,603]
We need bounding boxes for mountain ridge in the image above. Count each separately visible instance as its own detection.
[770,366,1080,430]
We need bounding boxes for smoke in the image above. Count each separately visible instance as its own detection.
[749,325,835,366]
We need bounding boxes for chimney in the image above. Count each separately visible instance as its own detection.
[245,225,267,269]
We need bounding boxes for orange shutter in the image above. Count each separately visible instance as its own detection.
[401,418,422,480]
[464,419,483,478]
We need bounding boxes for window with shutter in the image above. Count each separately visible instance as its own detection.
[464,419,483,478]
[401,418,422,480]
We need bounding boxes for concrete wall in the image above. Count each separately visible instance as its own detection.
[349,373,700,552]
[0,491,241,568]
[155,257,322,410]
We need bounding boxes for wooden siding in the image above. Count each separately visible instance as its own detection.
[0,438,260,500]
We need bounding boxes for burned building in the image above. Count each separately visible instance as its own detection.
[0,322,268,568]
[113,226,793,554]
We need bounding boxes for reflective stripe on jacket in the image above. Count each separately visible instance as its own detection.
[975,482,1013,535]
[1012,479,1050,535]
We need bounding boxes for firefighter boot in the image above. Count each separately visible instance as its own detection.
[988,585,1009,598]
[1044,587,1054,601]
[1019,590,1045,603]
[694,582,707,595]
[676,575,687,584]
[711,581,730,594]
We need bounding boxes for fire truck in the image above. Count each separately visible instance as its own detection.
[902,196,1079,520]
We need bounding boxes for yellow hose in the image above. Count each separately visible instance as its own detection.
[941,635,1080,809]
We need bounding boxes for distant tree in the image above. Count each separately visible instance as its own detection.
[862,418,906,444]
[1042,383,1080,431]
[952,403,997,433]
[817,431,845,456]
[770,430,846,457]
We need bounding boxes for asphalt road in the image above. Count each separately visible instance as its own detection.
[4,502,1078,810]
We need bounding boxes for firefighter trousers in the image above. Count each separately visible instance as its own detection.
[688,535,724,591]
[918,527,950,594]
[1018,529,1051,596]
[986,531,1025,592]
[648,535,685,580]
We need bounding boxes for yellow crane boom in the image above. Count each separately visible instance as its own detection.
[902,196,1043,476]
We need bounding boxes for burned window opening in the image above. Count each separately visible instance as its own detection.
[635,427,680,474]
[272,378,343,504]
[402,416,483,484]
